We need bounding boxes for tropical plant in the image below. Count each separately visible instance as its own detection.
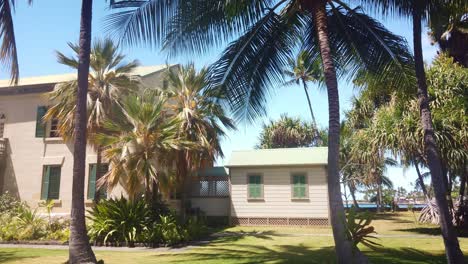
[0,0,34,84]
[257,115,318,149]
[39,199,55,226]
[95,90,184,201]
[365,0,466,261]
[427,1,468,67]
[162,63,235,217]
[45,38,140,201]
[108,1,414,261]
[345,207,380,248]
[68,0,97,261]
[0,191,25,214]
[87,197,149,247]
[283,50,323,145]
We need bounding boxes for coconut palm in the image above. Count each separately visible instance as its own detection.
[95,91,184,201]
[283,50,323,145]
[162,63,235,217]
[45,38,140,201]
[428,1,468,67]
[68,0,97,262]
[108,1,413,261]
[363,0,466,261]
[0,0,34,84]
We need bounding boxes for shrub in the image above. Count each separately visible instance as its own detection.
[87,197,150,247]
[0,192,28,215]
[185,216,208,240]
[0,206,46,241]
[345,207,380,248]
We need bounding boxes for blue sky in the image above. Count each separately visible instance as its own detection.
[4,1,439,195]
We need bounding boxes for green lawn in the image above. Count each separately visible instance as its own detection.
[1,212,467,264]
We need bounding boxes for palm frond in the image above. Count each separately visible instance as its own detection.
[0,0,19,84]
[210,8,302,122]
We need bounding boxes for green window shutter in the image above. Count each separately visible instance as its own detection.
[88,164,97,200]
[248,175,262,199]
[41,166,51,200]
[292,174,307,198]
[35,106,47,138]
[48,166,61,200]
[99,164,108,199]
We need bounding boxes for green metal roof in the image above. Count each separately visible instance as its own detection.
[226,147,328,168]
[197,166,229,177]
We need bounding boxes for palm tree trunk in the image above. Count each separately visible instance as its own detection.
[415,163,429,198]
[94,146,102,202]
[68,0,96,263]
[377,182,383,213]
[412,6,464,263]
[308,1,367,262]
[302,82,322,146]
[349,184,360,209]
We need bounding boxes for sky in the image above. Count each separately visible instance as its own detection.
[3,1,439,196]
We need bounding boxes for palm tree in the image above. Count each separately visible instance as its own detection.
[68,0,97,262]
[95,91,184,201]
[257,114,317,149]
[108,1,413,262]
[0,0,34,84]
[45,38,140,201]
[283,50,323,145]
[162,63,235,217]
[428,1,468,67]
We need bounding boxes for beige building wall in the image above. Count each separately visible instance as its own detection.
[229,166,329,218]
[0,65,172,214]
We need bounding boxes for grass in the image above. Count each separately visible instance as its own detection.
[1,212,467,264]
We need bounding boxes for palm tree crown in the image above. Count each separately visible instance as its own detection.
[45,38,140,144]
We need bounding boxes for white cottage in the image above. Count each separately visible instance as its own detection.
[225,148,330,226]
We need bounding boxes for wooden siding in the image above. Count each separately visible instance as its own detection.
[230,166,329,218]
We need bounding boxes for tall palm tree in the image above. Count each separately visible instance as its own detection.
[108,1,413,262]
[0,0,33,84]
[68,0,97,262]
[163,63,235,217]
[283,50,323,145]
[95,91,184,201]
[45,38,140,201]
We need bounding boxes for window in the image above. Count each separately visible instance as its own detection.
[248,174,263,199]
[49,118,60,138]
[41,165,61,200]
[291,173,308,199]
[35,106,60,138]
[35,106,47,138]
[88,164,109,200]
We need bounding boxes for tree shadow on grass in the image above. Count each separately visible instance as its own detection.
[154,242,464,264]
[395,227,468,237]
[0,250,39,263]
[373,213,414,224]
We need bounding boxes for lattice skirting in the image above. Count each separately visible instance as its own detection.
[231,217,329,226]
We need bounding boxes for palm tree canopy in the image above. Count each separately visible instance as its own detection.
[257,114,321,149]
[163,63,236,160]
[0,0,33,84]
[95,90,186,199]
[45,38,140,144]
[284,49,323,86]
[108,0,414,122]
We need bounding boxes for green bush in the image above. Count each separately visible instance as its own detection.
[87,197,150,247]
[87,197,208,247]
[0,207,46,241]
[0,192,28,215]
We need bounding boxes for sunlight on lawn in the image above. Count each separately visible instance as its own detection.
[0,213,467,264]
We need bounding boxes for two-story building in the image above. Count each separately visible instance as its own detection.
[0,67,330,226]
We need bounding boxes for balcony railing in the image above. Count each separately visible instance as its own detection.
[0,138,7,158]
